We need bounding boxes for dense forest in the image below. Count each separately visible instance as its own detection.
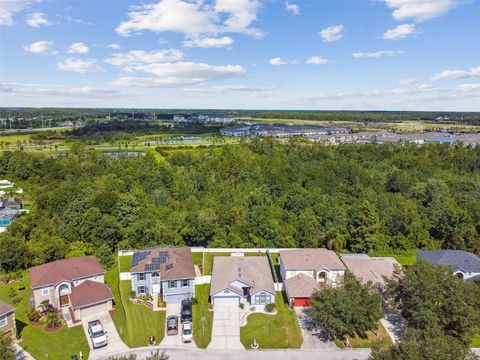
[0,139,479,272]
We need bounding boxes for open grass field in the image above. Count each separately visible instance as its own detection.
[105,264,166,348]
[334,322,392,349]
[373,249,417,266]
[192,284,213,348]
[240,292,303,349]
[202,252,231,275]
[119,255,132,272]
[0,272,90,360]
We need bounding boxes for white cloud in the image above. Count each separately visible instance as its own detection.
[383,0,460,22]
[0,82,120,97]
[113,61,246,87]
[57,58,104,73]
[399,77,416,85]
[22,40,54,53]
[319,25,344,42]
[0,0,30,26]
[306,56,328,65]
[455,83,480,92]
[352,50,404,58]
[269,57,296,66]
[285,1,300,15]
[26,12,51,27]
[185,84,277,93]
[432,66,480,80]
[183,36,234,48]
[382,24,416,40]
[419,83,434,91]
[116,0,262,38]
[108,43,121,50]
[105,49,184,66]
[67,42,90,54]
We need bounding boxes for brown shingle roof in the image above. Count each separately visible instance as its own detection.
[280,249,346,271]
[0,300,14,317]
[130,247,195,280]
[29,256,105,289]
[284,273,319,298]
[341,255,401,286]
[70,280,113,309]
[210,256,275,296]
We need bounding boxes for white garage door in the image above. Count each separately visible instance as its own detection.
[78,302,109,319]
[213,296,240,307]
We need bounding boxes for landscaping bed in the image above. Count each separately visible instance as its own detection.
[240,292,302,349]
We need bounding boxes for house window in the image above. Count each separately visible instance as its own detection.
[456,272,464,279]
[255,294,271,305]
[93,276,98,281]
[41,287,49,296]
[137,286,146,294]
[0,315,6,327]
[182,279,188,287]
[318,271,327,283]
[138,273,146,281]
[151,272,159,278]
[74,280,80,286]
[169,281,176,288]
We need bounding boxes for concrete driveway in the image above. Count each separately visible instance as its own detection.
[160,303,196,348]
[380,307,406,343]
[295,307,338,349]
[207,306,243,350]
[81,311,128,360]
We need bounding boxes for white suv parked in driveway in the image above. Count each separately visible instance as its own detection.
[88,320,108,348]
[181,322,193,343]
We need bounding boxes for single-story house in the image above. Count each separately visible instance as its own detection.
[0,300,15,336]
[210,256,275,308]
[279,248,346,307]
[417,250,480,282]
[130,247,196,303]
[29,256,113,320]
[341,254,401,292]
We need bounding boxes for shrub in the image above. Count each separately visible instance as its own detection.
[27,308,41,322]
[239,303,245,309]
[45,311,61,329]
[191,297,199,305]
[130,290,136,299]
[264,303,276,313]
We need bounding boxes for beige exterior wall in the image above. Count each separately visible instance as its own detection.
[285,270,315,279]
[0,312,16,335]
[33,285,56,308]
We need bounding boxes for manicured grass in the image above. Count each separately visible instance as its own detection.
[192,252,203,274]
[203,252,231,275]
[373,249,417,266]
[192,284,213,348]
[0,272,90,360]
[105,265,165,347]
[119,255,132,272]
[471,333,480,347]
[240,292,303,349]
[334,323,392,349]
[269,253,282,281]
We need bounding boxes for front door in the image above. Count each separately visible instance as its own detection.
[60,295,69,307]
[152,284,160,294]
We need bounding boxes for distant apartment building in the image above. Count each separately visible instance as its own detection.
[172,114,234,123]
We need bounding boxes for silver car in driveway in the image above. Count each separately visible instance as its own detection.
[181,321,193,343]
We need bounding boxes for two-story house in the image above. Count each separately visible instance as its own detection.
[29,256,114,320]
[0,300,15,336]
[130,247,196,303]
[279,248,346,307]
[209,256,276,308]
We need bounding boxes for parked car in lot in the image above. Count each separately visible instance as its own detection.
[166,315,179,335]
[87,320,108,348]
[181,322,193,343]
[181,299,192,323]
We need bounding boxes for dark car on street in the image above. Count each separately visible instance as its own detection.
[181,299,192,323]
[166,315,179,335]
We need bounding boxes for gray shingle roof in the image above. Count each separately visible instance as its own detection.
[284,273,319,298]
[417,250,480,273]
[279,248,346,271]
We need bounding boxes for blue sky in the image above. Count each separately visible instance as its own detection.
[1,0,479,110]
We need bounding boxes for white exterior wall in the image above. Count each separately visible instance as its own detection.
[455,270,480,281]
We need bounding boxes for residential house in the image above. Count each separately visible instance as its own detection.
[210,256,275,308]
[341,254,401,292]
[29,256,113,320]
[0,197,23,210]
[0,300,15,336]
[0,208,19,226]
[417,250,480,283]
[130,247,196,303]
[279,248,346,307]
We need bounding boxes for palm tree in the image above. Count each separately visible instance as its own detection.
[45,311,60,329]
[323,227,347,251]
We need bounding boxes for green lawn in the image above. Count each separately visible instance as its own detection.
[334,323,392,349]
[119,255,132,272]
[269,253,282,281]
[192,284,213,348]
[192,252,203,274]
[203,252,231,275]
[240,292,303,349]
[0,272,90,360]
[372,249,417,266]
[471,333,480,347]
[105,265,165,347]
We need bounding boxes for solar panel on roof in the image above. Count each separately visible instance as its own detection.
[165,263,173,270]
[152,257,162,264]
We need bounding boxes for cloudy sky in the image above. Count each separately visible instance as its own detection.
[1,0,479,110]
